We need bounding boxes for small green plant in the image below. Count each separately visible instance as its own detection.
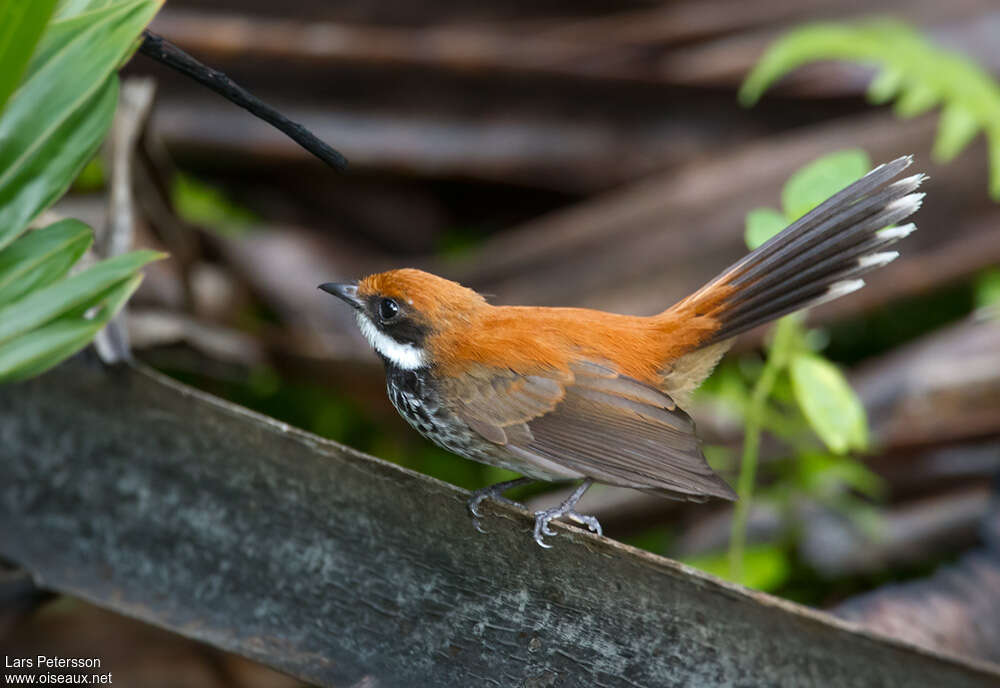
[171,172,258,236]
[975,268,1000,314]
[740,19,1000,200]
[718,150,883,585]
[0,0,163,382]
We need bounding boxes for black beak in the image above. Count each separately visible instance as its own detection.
[318,282,363,309]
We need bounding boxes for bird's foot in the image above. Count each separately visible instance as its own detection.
[566,510,603,535]
[467,478,533,533]
[533,509,603,548]
[532,480,600,548]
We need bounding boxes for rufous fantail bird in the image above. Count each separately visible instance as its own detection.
[320,156,924,547]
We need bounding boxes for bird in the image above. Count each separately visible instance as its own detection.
[320,156,924,547]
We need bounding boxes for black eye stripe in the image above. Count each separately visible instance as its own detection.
[363,294,429,347]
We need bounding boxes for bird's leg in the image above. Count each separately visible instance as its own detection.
[467,477,535,533]
[533,479,602,548]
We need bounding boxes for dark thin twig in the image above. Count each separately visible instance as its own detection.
[137,30,348,171]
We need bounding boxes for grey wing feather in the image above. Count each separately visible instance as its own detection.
[518,372,735,500]
[447,362,736,501]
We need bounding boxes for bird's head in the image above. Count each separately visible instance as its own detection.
[319,268,486,370]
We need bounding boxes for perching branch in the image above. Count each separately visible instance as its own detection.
[1,358,999,687]
[138,30,348,171]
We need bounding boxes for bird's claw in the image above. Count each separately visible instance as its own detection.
[467,495,487,520]
[531,479,601,548]
[471,478,601,547]
[532,506,603,547]
[468,494,491,533]
[466,478,533,534]
[532,511,557,548]
[567,510,603,536]
[472,517,487,534]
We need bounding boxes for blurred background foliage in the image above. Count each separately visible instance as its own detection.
[741,19,1000,197]
[5,0,1000,684]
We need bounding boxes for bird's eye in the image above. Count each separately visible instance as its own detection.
[377,297,400,322]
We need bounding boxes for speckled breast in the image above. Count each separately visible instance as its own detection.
[383,364,558,479]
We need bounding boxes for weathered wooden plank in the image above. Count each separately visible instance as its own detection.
[1,358,998,687]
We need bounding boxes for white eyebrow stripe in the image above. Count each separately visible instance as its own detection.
[356,313,428,370]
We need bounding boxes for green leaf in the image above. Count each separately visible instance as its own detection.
[781,150,871,221]
[975,268,1000,310]
[932,103,979,162]
[0,272,142,383]
[172,172,257,236]
[790,353,869,454]
[703,444,737,473]
[0,0,163,250]
[893,82,940,118]
[685,544,790,591]
[796,451,884,499]
[740,19,1000,202]
[866,66,904,104]
[739,23,882,106]
[0,219,92,307]
[56,1,123,21]
[989,129,1000,200]
[0,250,162,346]
[0,0,164,386]
[744,207,787,250]
[0,0,59,114]
[0,79,116,254]
[72,156,107,191]
[0,318,105,383]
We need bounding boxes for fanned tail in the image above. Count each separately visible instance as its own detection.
[670,155,924,347]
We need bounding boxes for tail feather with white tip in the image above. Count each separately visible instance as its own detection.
[671,155,924,347]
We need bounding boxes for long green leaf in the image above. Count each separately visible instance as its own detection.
[0,250,162,346]
[55,0,121,21]
[0,219,92,306]
[0,76,117,248]
[26,1,154,77]
[0,272,142,383]
[0,0,163,249]
[0,0,59,114]
[0,316,105,383]
[0,0,165,386]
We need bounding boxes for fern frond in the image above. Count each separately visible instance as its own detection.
[740,20,1000,199]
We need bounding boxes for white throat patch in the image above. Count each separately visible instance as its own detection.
[356,312,428,370]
